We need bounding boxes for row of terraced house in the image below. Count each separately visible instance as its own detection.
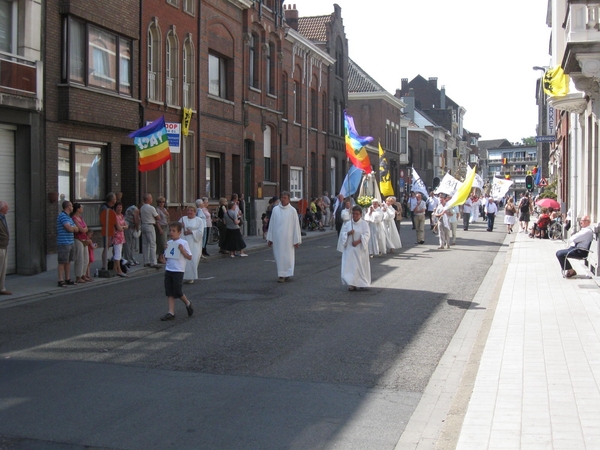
[1,0,480,276]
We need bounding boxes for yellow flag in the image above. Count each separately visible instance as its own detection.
[378,142,394,197]
[182,108,193,136]
[543,66,569,97]
[444,165,476,211]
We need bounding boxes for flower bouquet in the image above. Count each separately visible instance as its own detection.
[356,195,374,208]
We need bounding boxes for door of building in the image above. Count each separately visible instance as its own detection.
[0,125,16,273]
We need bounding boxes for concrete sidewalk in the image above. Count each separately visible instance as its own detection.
[0,228,336,306]
[397,230,600,450]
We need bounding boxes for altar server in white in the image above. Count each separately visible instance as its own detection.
[267,191,302,283]
[383,197,402,252]
[365,199,386,257]
[339,206,371,291]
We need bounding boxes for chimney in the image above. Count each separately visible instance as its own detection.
[284,4,299,31]
[403,95,415,122]
[395,89,402,99]
[401,78,408,93]
[428,77,438,88]
[440,85,446,109]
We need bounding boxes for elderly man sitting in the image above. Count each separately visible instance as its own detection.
[556,215,594,278]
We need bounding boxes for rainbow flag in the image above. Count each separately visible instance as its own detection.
[344,112,373,174]
[129,116,171,172]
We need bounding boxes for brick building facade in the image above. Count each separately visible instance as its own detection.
[44,0,141,266]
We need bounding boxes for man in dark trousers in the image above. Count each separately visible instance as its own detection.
[0,201,11,295]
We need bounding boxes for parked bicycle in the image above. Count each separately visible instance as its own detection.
[547,216,564,240]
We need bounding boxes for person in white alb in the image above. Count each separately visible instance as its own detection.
[434,194,451,249]
[339,206,371,291]
[383,197,402,252]
[267,191,302,283]
[365,199,386,257]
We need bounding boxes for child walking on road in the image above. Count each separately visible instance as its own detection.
[160,222,194,321]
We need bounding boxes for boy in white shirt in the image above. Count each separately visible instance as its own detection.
[160,222,194,321]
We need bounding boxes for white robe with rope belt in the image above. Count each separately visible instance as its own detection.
[338,218,371,287]
[266,203,302,277]
[179,216,204,280]
[383,206,402,250]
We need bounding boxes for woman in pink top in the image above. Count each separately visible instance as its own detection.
[112,202,129,277]
[71,203,90,284]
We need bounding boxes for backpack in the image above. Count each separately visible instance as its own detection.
[520,198,529,212]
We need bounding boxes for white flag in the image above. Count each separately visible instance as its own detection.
[434,173,460,197]
[411,167,428,197]
[473,174,484,191]
[491,177,513,201]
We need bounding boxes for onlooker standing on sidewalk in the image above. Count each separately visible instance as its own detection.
[198,198,212,258]
[70,203,89,284]
[140,193,160,268]
[321,191,331,230]
[556,215,594,278]
[413,193,426,244]
[57,201,78,287]
[434,195,451,249]
[485,197,498,232]
[156,196,169,264]
[99,193,116,270]
[0,200,11,295]
[123,203,140,265]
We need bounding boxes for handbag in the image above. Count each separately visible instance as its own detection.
[133,229,141,238]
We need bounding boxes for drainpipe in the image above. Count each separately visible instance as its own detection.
[305,51,311,202]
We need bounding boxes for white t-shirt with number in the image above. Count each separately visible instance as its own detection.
[164,238,190,272]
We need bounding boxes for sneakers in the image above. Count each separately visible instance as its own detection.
[160,313,175,321]
[186,301,194,317]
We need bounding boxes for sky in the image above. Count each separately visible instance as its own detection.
[288,0,551,144]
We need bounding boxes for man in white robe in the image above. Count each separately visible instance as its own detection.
[339,206,371,291]
[383,198,402,252]
[267,191,302,283]
[365,199,386,257]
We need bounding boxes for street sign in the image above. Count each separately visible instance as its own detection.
[539,177,548,187]
[535,135,556,143]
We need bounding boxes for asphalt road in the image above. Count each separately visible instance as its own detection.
[0,218,506,450]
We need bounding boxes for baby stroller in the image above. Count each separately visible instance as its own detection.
[302,209,324,231]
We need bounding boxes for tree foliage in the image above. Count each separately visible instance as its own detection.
[538,179,557,200]
[521,136,536,146]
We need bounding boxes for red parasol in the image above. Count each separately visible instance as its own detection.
[535,198,560,210]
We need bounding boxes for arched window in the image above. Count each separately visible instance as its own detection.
[249,33,259,89]
[183,37,194,108]
[166,31,179,105]
[267,41,276,94]
[293,80,301,123]
[148,22,161,101]
[264,126,272,181]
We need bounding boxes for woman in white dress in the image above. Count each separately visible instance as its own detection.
[179,205,204,284]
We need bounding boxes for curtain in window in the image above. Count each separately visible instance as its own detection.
[0,0,12,53]
[69,18,85,83]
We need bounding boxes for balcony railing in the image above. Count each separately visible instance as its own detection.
[0,50,39,92]
[565,2,600,45]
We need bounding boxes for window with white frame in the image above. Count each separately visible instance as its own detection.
[183,0,195,14]
[249,33,259,89]
[206,153,221,199]
[264,127,272,181]
[166,31,179,106]
[290,166,303,201]
[209,52,228,99]
[183,134,195,203]
[167,0,180,6]
[330,157,336,196]
[293,80,301,123]
[147,22,161,101]
[182,38,194,108]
